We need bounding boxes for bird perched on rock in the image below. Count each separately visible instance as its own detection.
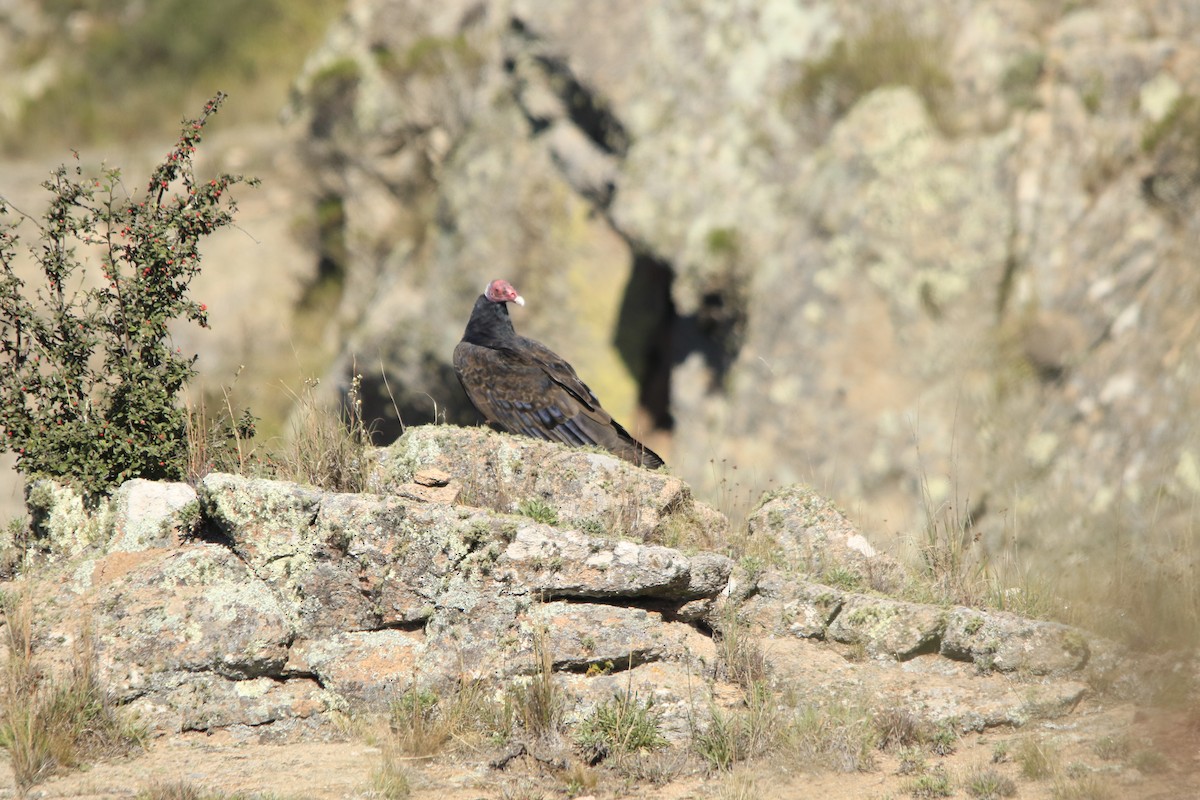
[453,278,665,469]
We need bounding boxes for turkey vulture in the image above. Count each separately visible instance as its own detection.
[453,279,665,469]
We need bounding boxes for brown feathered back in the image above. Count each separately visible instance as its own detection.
[453,279,664,469]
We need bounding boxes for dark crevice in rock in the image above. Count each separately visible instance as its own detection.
[374,618,429,634]
[553,650,662,674]
[279,669,327,690]
[214,661,292,682]
[615,252,676,431]
[301,193,348,311]
[535,54,629,156]
[514,46,628,157]
[822,600,846,630]
[505,17,629,159]
[672,282,749,393]
[191,518,236,550]
[683,616,717,640]
[539,593,694,617]
[898,635,944,662]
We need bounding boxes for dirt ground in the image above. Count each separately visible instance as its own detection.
[5,700,1196,800]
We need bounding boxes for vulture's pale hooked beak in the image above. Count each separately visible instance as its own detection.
[513,294,526,307]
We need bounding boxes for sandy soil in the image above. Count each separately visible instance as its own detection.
[5,701,1196,800]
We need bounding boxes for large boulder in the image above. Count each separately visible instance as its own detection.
[6,425,1140,738]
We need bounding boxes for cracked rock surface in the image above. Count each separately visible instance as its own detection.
[11,426,1142,739]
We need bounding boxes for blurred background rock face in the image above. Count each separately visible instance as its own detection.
[2,0,1199,590]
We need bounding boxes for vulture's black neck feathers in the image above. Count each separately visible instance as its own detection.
[462,294,517,349]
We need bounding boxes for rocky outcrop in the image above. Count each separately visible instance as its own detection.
[282,0,1200,580]
[3,426,1146,740]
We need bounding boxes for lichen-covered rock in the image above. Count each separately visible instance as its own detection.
[826,595,947,660]
[5,453,1126,741]
[941,607,1090,675]
[132,674,328,735]
[88,545,294,695]
[747,486,906,595]
[285,630,430,708]
[371,425,728,546]
[734,571,846,639]
[199,472,324,569]
[498,526,691,599]
[200,472,509,636]
[529,601,708,672]
[110,480,199,552]
[26,479,113,556]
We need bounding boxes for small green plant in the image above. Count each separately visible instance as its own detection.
[705,227,739,257]
[517,498,558,526]
[1001,51,1045,110]
[905,764,953,798]
[1143,93,1200,156]
[822,565,864,590]
[928,724,958,756]
[0,516,30,578]
[963,766,1017,799]
[575,688,666,763]
[693,704,743,771]
[1128,745,1169,774]
[896,745,927,775]
[0,94,254,498]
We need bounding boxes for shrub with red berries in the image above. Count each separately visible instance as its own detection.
[0,94,257,498]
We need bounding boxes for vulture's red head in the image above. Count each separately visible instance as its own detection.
[484,279,525,306]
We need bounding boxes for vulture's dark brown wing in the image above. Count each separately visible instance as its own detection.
[453,338,664,468]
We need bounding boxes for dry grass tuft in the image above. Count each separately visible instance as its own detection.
[1050,775,1118,800]
[369,744,412,799]
[510,625,563,739]
[1016,735,1060,780]
[711,609,770,692]
[276,373,374,492]
[782,702,877,773]
[788,8,954,133]
[963,765,1017,799]
[185,372,262,482]
[0,587,145,796]
[874,706,925,751]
